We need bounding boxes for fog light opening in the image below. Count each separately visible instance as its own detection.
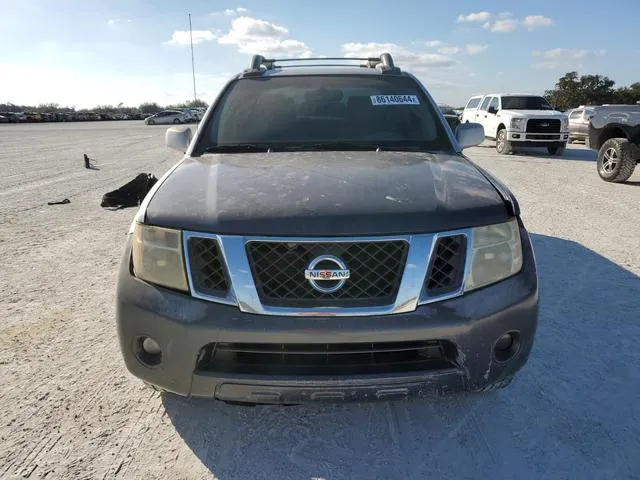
[136,336,162,367]
[493,331,520,363]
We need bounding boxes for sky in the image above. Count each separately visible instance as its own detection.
[1,0,639,109]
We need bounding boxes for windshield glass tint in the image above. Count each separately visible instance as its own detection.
[501,96,554,110]
[201,75,452,151]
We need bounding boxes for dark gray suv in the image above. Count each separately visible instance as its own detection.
[116,53,539,404]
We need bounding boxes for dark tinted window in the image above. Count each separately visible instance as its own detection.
[201,75,453,151]
[501,96,553,110]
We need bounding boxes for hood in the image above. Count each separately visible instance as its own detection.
[143,151,510,236]
[502,109,567,118]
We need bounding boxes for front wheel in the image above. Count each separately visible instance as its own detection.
[597,138,637,183]
[496,128,512,155]
[147,119,155,125]
[173,118,180,124]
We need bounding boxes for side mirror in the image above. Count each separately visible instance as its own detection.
[455,122,484,149]
[487,106,498,115]
[165,127,192,153]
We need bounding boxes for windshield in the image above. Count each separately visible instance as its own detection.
[501,96,554,110]
[198,75,453,153]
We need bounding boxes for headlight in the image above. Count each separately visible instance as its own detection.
[132,223,189,291]
[561,117,569,130]
[510,118,525,130]
[464,218,523,292]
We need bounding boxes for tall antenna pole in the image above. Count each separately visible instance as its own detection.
[189,13,197,104]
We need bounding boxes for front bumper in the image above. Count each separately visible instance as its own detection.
[116,226,539,404]
[506,129,569,144]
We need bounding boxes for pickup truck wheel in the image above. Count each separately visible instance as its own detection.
[496,128,512,155]
[597,138,637,183]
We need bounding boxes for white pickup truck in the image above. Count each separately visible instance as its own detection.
[461,93,570,155]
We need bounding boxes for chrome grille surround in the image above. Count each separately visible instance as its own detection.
[183,228,473,317]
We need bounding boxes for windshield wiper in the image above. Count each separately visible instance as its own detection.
[204,144,271,153]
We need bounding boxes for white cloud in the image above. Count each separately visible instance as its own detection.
[225,7,249,16]
[484,18,519,32]
[218,16,311,57]
[522,15,553,30]
[417,41,487,56]
[457,11,492,23]
[532,48,604,59]
[438,46,462,55]
[341,42,456,70]
[211,7,249,17]
[532,61,559,70]
[107,18,132,29]
[164,30,219,45]
[465,44,488,55]
[471,12,554,32]
[531,49,605,69]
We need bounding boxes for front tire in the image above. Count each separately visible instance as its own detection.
[597,138,637,183]
[496,128,512,155]
[173,118,180,124]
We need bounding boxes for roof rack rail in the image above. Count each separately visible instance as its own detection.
[241,52,401,77]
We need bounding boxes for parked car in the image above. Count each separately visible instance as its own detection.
[144,110,189,125]
[586,104,640,183]
[25,112,42,122]
[0,115,9,123]
[186,108,203,122]
[115,52,539,405]
[461,93,570,155]
[568,106,595,143]
[439,104,461,131]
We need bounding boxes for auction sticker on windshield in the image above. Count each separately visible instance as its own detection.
[370,95,420,105]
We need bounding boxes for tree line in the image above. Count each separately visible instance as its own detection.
[0,99,208,115]
[544,72,640,111]
[2,71,640,115]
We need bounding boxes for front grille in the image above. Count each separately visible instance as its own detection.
[187,237,230,297]
[425,235,467,295]
[246,241,408,307]
[525,134,560,140]
[526,118,560,133]
[195,340,457,376]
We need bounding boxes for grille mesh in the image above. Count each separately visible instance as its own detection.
[195,340,457,376]
[425,235,467,295]
[526,118,561,133]
[246,241,408,307]
[188,237,230,297]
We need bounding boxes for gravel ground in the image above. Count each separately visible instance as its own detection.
[1,122,639,480]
